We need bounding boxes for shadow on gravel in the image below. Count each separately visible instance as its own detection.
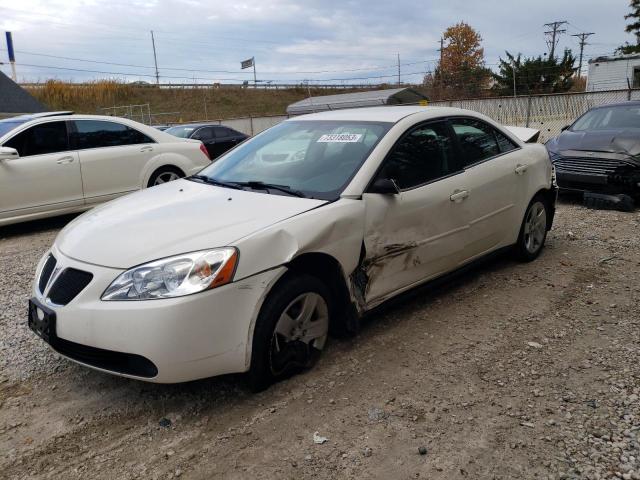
[0,213,80,239]
[52,247,523,412]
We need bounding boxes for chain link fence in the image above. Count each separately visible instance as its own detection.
[430,88,640,143]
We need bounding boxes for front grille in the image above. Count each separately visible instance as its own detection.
[48,268,93,305]
[53,336,158,378]
[553,156,634,175]
[38,254,57,294]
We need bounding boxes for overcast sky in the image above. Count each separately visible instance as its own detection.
[0,0,633,84]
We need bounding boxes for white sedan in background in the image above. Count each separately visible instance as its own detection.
[0,112,211,226]
[29,106,557,390]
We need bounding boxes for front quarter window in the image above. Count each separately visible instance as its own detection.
[197,120,391,200]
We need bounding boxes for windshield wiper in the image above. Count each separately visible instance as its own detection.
[233,181,307,198]
[188,175,243,190]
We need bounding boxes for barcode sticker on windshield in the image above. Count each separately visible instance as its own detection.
[317,134,363,143]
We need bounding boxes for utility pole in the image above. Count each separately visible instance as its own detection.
[572,32,595,77]
[150,30,160,85]
[253,57,257,88]
[544,21,568,60]
[437,37,444,90]
[397,53,401,86]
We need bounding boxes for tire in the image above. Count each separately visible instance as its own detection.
[247,274,332,392]
[147,166,184,187]
[514,194,549,262]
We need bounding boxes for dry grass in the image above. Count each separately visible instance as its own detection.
[25,81,376,124]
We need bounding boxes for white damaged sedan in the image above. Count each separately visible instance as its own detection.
[29,106,557,389]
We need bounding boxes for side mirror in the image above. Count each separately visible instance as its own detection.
[369,178,400,195]
[0,146,19,161]
[560,125,570,132]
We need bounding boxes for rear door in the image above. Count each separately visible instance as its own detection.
[449,117,522,260]
[0,120,82,218]
[362,120,469,304]
[71,120,156,204]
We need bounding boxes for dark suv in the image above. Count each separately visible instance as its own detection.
[165,124,248,159]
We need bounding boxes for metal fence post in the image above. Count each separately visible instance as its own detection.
[250,116,254,136]
[525,95,532,128]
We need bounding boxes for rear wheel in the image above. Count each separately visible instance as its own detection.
[248,274,331,391]
[147,166,184,187]
[515,195,548,262]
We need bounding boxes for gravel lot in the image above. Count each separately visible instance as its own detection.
[1,198,639,480]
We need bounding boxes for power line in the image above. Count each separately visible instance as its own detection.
[0,47,442,76]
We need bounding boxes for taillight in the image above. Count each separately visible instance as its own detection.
[199,142,210,161]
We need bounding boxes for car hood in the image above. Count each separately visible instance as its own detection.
[547,129,640,157]
[56,179,327,268]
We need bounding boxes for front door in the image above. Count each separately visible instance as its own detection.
[362,120,469,305]
[0,120,83,220]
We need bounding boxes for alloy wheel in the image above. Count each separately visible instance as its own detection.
[269,292,329,376]
[153,171,181,185]
[523,201,547,254]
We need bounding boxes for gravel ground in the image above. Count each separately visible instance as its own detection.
[0,198,639,480]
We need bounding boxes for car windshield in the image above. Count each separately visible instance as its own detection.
[195,120,392,200]
[0,120,27,138]
[164,126,196,138]
[571,105,640,131]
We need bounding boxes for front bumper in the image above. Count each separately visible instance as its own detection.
[30,246,285,383]
[551,155,640,195]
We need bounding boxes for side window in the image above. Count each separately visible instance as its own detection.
[193,127,214,141]
[494,129,518,153]
[72,120,153,149]
[377,121,457,190]
[450,118,501,166]
[215,127,234,138]
[4,121,69,157]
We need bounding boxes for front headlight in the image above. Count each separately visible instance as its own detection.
[102,248,238,301]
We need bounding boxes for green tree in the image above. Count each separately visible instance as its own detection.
[492,49,576,95]
[617,0,640,54]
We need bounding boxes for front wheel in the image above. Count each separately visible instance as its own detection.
[515,195,549,262]
[147,166,184,187]
[247,274,331,391]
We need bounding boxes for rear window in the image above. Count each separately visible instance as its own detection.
[165,126,196,138]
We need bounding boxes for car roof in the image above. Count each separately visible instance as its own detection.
[167,123,230,129]
[0,111,74,123]
[286,105,477,123]
[590,100,640,109]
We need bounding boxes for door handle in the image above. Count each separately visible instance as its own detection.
[56,156,74,165]
[515,164,529,175]
[449,189,469,203]
[140,145,154,152]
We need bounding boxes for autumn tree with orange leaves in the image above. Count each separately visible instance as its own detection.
[424,22,492,99]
